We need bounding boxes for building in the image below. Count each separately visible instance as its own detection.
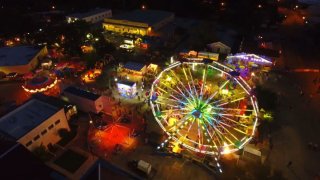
[63,86,104,114]
[0,137,55,179]
[122,61,146,75]
[66,8,112,24]
[103,10,174,36]
[82,160,140,180]
[117,80,137,98]
[0,99,70,151]
[33,94,77,121]
[0,46,48,74]
[207,42,232,55]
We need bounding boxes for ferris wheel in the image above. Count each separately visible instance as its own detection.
[149,61,259,155]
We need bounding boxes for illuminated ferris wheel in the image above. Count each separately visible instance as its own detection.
[149,61,259,155]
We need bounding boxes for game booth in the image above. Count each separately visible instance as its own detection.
[117,80,137,98]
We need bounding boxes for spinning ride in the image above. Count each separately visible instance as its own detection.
[150,61,259,155]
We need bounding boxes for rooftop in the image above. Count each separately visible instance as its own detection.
[0,99,60,139]
[111,10,174,26]
[117,80,136,87]
[0,46,42,66]
[33,93,73,109]
[67,8,111,19]
[123,61,145,71]
[64,86,101,101]
[83,160,138,180]
[0,138,53,179]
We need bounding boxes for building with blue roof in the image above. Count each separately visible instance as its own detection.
[103,10,174,36]
[122,61,146,74]
[66,8,112,24]
[0,46,48,74]
[0,98,70,151]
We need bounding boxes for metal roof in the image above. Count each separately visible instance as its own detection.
[0,99,59,139]
[0,46,42,66]
[67,8,111,19]
[64,86,101,101]
[117,80,136,87]
[123,61,145,71]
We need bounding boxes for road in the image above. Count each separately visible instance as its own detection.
[261,70,320,179]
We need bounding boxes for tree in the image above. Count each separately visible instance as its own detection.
[58,128,69,139]
[254,85,277,111]
[60,21,91,56]
[33,144,50,161]
[83,52,100,69]
[94,37,116,57]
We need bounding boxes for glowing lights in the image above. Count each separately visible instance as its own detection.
[22,77,58,93]
[166,76,172,82]
[227,53,272,65]
[221,89,229,95]
[222,142,231,154]
[150,62,259,155]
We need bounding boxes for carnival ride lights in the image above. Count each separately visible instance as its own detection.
[150,61,259,156]
[22,75,58,93]
[227,53,272,65]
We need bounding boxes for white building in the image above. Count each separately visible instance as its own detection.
[117,80,137,98]
[66,8,112,24]
[63,86,104,114]
[0,99,70,151]
[207,42,232,55]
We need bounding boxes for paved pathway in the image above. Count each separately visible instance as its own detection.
[261,72,320,179]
